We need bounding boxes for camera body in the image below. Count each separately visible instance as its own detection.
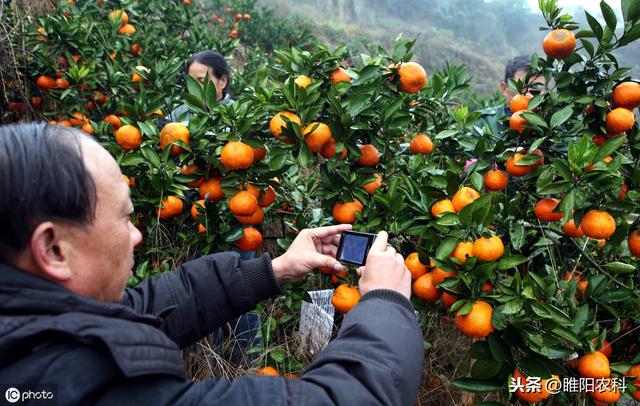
[336,231,377,267]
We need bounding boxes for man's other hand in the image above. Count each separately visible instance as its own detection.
[271,224,352,283]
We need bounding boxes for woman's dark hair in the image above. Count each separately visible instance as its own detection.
[0,123,96,264]
[504,55,531,82]
[187,50,231,98]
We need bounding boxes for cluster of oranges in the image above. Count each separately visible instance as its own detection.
[109,9,136,36]
[210,7,251,39]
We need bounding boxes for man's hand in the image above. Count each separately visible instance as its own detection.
[271,224,352,283]
[357,231,412,299]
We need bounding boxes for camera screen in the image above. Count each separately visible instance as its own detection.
[340,234,371,264]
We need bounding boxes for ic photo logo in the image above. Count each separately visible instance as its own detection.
[4,388,20,404]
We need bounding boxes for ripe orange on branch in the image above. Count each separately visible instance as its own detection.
[235,227,263,251]
[303,122,332,152]
[332,199,363,224]
[357,144,380,166]
[509,110,529,133]
[413,273,442,303]
[229,191,259,216]
[509,94,531,113]
[512,369,557,403]
[506,153,532,176]
[330,67,351,85]
[577,351,610,378]
[269,111,300,144]
[157,196,183,220]
[409,134,433,155]
[362,173,382,194]
[397,61,427,94]
[534,198,563,222]
[612,81,640,110]
[405,252,428,281]
[115,125,142,150]
[220,141,254,169]
[543,28,576,59]
[605,107,635,134]
[159,123,190,156]
[455,301,495,338]
[580,210,616,240]
[332,284,360,313]
[472,235,504,261]
[431,199,455,217]
[199,178,225,201]
[450,241,473,264]
[483,169,508,191]
[627,230,640,258]
[451,187,480,212]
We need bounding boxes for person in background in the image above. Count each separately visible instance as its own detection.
[0,122,422,405]
[474,54,546,140]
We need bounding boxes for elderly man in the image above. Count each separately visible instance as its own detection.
[0,123,423,405]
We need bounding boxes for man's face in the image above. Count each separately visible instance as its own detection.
[63,139,142,302]
[501,69,547,106]
[188,61,227,102]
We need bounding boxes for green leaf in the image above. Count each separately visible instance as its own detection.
[509,223,526,251]
[600,0,617,31]
[623,0,640,22]
[599,288,632,302]
[451,378,503,393]
[436,238,458,259]
[586,11,604,40]
[594,135,626,162]
[140,147,161,169]
[435,129,458,140]
[520,112,548,128]
[603,262,636,274]
[621,24,640,46]
[471,358,502,380]
[488,334,511,363]
[550,105,574,129]
[550,325,582,346]
[497,255,528,270]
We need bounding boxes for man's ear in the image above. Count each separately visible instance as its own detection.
[30,222,72,282]
[218,74,228,92]
[500,81,508,97]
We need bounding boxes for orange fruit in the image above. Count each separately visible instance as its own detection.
[512,368,557,403]
[108,9,128,24]
[534,198,563,222]
[587,378,620,404]
[236,206,264,225]
[303,122,332,152]
[130,43,142,55]
[506,153,532,176]
[483,169,508,191]
[450,241,473,264]
[563,219,584,238]
[36,75,56,90]
[229,191,259,216]
[432,261,456,284]
[243,13,251,20]
[509,110,529,133]
[577,351,610,378]
[397,61,427,94]
[235,227,263,251]
[220,141,254,169]
[118,23,136,35]
[605,107,635,134]
[431,199,455,217]
[256,366,279,376]
[157,196,183,220]
[363,173,382,194]
[199,178,225,202]
[612,81,640,110]
[580,210,616,239]
[294,75,312,89]
[330,67,351,85]
[472,235,505,261]
[269,111,300,144]
[451,187,480,212]
[628,230,640,258]
[405,252,428,281]
[409,134,433,155]
[320,138,347,159]
[115,125,142,151]
[55,78,69,89]
[509,94,531,113]
[81,123,94,135]
[331,284,360,313]
[131,65,150,83]
[180,164,204,188]
[593,339,612,358]
[69,112,88,127]
[258,186,277,207]
[455,301,495,338]
[332,200,364,224]
[191,199,206,219]
[543,29,576,59]
[441,292,458,309]
[252,146,267,163]
[413,273,442,303]
[357,144,380,166]
[617,183,629,200]
[159,122,190,156]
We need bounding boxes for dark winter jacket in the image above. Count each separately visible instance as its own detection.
[0,252,424,405]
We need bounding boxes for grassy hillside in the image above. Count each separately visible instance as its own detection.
[263,0,640,99]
